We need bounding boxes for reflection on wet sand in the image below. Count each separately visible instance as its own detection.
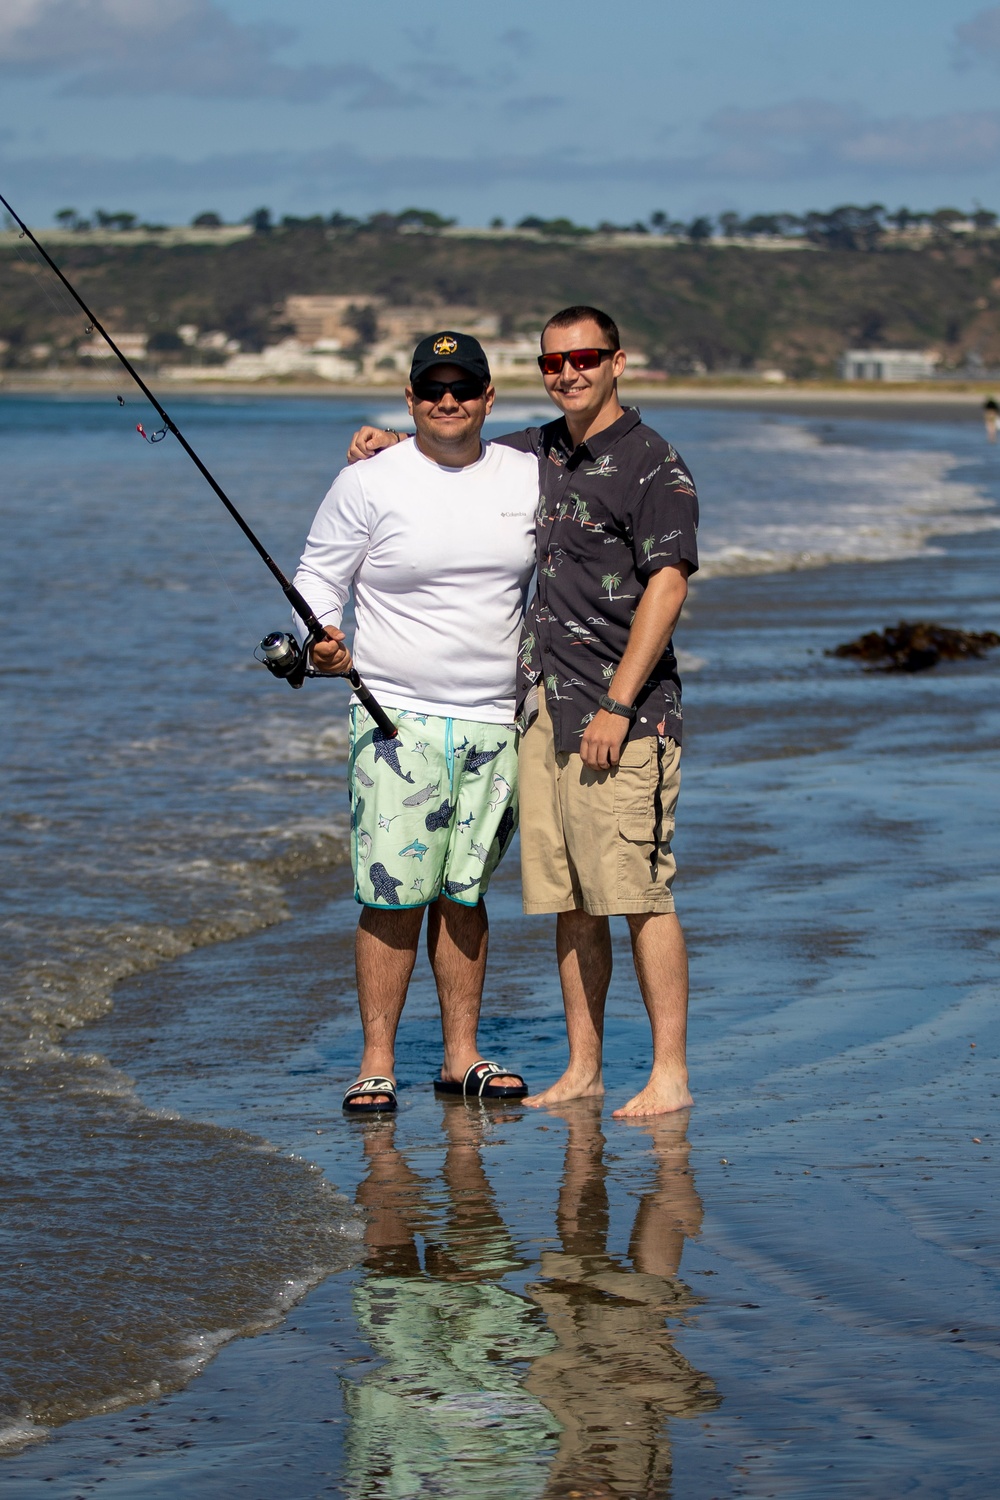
[526,1103,719,1498]
[344,1103,716,1499]
[342,1106,558,1496]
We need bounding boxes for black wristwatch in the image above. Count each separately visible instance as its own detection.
[599,693,637,720]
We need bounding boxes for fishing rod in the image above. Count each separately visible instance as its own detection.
[0,190,396,739]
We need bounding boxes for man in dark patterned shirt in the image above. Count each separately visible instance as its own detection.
[500,307,698,1118]
[346,306,698,1118]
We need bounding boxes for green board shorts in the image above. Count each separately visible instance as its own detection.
[349,704,519,909]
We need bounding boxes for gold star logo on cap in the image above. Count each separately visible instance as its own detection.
[432,335,458,356]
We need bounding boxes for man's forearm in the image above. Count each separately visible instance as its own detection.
[607,565,688,706]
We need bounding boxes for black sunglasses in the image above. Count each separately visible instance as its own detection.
[410,376,487,404]
[537,347,618,376]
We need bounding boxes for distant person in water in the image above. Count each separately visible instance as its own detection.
[348,307,699,1118]
[294,332,538,1113]
[983,396,998,444]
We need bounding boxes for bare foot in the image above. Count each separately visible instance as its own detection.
[524,1068,604,1108]
[612,1073,693,1118]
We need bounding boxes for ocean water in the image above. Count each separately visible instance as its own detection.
[2,394,999,1455]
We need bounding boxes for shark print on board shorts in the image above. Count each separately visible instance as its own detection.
[349,705,519,908]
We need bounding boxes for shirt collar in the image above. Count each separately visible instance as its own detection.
[550,405,642,462]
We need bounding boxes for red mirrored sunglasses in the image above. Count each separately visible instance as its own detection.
[537,347,618,376]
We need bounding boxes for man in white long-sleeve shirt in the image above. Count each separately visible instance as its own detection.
[294,332,538,1113]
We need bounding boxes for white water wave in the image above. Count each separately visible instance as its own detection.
[696,424,999,577]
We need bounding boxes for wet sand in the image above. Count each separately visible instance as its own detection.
[3,524,1000,1495]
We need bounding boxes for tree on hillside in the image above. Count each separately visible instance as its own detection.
[396,207,457,229]
[741,213,801,238]
[687,216,714,243]
[192,212,223,227]
[804,205,885,251]
[94,209,137,231]
[518,215,591,236]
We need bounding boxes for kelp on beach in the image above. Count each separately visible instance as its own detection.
[830,619,1000,671]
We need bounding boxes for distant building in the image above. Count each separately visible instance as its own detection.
[481,336,543,376]
[840,349,940,382]
[285,295,384,346]
[77,332,148,360]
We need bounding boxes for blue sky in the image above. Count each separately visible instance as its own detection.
[2,0,1000,226]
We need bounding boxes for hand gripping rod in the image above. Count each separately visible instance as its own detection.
[0,190,396,739]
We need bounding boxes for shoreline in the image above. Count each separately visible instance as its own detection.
[2,377,998,422]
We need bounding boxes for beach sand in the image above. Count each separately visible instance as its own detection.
[3,512,998,1498]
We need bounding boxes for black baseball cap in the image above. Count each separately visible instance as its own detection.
[409,330,491,386]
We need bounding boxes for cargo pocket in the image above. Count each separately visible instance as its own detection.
[613,738,656,843]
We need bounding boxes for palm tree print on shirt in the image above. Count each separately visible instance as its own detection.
[601,571,623,600]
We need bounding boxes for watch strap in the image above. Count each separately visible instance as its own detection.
[599,693,637,720]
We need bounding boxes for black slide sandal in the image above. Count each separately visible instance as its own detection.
[343,1076,398,1113]
[433,1060,528,1099]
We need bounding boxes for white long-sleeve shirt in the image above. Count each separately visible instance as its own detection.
[293,437,538,722]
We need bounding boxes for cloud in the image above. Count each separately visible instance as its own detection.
[0,0,412,104]
[4,99,1000,213]
[497,28,534,58]
[704,98,1000,175]
[709,100,858,145]
[499,95,564,116]
[954,6,1000,67]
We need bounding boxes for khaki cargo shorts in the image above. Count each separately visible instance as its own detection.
[518,689,681,916]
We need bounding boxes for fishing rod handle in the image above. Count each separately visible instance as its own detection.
[347,670,397,739]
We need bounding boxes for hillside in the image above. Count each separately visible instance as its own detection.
[4,225,1000,378]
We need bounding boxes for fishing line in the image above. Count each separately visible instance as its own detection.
[1,192,396,737]
[12,225,257,640]
[11,231,130,406]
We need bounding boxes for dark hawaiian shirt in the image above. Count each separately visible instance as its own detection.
[496,408,699,753]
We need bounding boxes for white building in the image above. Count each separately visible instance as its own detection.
[165,338,358,382]
[840,349,940,382]
[77,332,148,360]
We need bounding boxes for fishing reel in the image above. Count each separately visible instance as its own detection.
[257,628,397,738]
[257,629,320,689]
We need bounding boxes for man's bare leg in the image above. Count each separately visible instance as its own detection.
[613,911,693,1118]
[426,897,522,1089]
[353,905,425,1105]
[524,909,610,1106]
